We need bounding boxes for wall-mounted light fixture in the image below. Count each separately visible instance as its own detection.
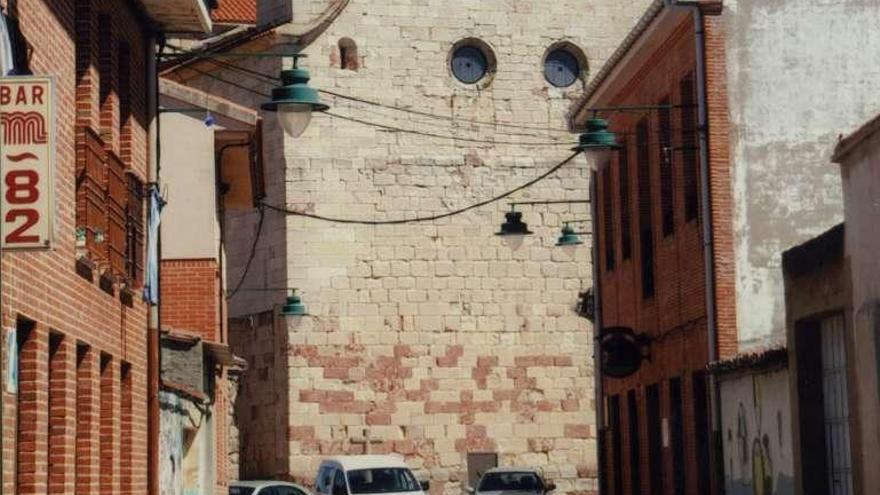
[496,207,533,236]
[260,55,329,137]
[556,220,590,246]
[160,51,329,138]
[281,289,307,316]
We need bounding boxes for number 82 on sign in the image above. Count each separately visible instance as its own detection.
[0,77,55,250]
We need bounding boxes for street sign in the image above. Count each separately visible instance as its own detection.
[600,326,649,378]
[0,76,55,249]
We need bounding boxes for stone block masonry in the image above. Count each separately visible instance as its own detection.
[184,1,658,494]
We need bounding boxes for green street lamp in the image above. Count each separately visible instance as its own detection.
[573,116,621,154]
[261,55,329,138]
[573,115,621,171]
[496,207,533,236]
[556,223,584,246]
[281,290,307,316]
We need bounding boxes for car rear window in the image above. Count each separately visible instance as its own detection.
[478,472,543,492]
[346,468,420,494]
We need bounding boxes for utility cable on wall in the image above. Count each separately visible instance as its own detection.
[260,151,581,225]
[163,46,574,134]
[178,65,577,146]
[227,205,266,299]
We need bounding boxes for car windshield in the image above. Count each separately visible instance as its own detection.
[478,472,543,492]
[346,468,420,494]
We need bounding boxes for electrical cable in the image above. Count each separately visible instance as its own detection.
[322,111,571,146]
[261,151,581,225]
[227,206,266,299]
[173,53,701,149]
[180,64,575,146]
[164,45,573,133]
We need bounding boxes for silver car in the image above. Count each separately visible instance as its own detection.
[230,480,311,495]
[467,468,556,495]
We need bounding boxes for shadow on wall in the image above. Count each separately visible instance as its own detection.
[722,371,795,495]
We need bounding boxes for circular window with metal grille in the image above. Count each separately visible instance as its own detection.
[544,50,580,87]
[450,40,495,85]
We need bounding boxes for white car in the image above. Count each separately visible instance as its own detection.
[466,467,555,495]
[230,480,311,495]
[315,455,429,495]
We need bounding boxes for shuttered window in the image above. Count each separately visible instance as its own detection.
[603,164,615,271]
[636,119,655,299]
[680,74,699,221]
[619,139,632,260]
[609,394,623,495]
[658,97,674,236]
[126,173,145,285]
[627,390,641,495]
[646,383,663,492]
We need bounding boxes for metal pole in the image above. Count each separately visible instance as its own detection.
[146,34,161,495]
[589,170,606,494]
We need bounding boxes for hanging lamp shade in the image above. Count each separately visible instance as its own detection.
[496,210,533,236]
[573,116,621,153]
[556,223,583,246]
[282,290,307,316]
[261,62,329,138]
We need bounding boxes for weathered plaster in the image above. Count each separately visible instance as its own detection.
[159,391,217,495]
[724,0,880,350]
[720,370,794,495]
[839,125,880,494]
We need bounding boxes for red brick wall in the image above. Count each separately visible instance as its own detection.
[592,15,721,495]
[0,0,151,493]
[160,259,220,342]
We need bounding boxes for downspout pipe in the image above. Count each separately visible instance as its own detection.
[589,170,605,494]
[666,0,724,492]
[146,34,161,495]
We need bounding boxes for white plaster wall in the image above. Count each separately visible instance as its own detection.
[724,0,880,350]
[159,110,221,260]
[720,370,794,495]
[840,130,880,494]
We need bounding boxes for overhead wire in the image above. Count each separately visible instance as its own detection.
[261,151,582,225]
[227,206,266,299]
[163,45,573,133]
[178,64,576,146]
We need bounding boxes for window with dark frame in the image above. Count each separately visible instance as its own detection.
[646,383,663,493]
[609,394,623,495]
[74,7,145,286]
[47,332,64,493]
[669,377,685,494]
[619,139,632,260]
[680,74,699,221]
[603,164,615,272]
[627,390,641,495]
[693,371,711,494]
[636,119,655,299]
[658,97,674,236]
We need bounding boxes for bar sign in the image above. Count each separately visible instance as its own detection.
[0,76,54,249]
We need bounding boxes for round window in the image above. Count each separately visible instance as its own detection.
[544,49,580,87]
[451,45,488,84]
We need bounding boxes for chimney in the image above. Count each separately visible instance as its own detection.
[257,0,293,27]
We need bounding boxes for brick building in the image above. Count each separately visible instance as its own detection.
[162,0,651,493]
[570,3,720,494]
[570,1,880,494]
[0,0,210,493]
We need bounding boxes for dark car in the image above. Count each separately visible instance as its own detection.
[466,468,556,495]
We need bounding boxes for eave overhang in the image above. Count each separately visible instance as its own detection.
[138,0,213,34]
[568,1,691,128]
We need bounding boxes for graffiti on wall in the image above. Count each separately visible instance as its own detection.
[721,370,795,495]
